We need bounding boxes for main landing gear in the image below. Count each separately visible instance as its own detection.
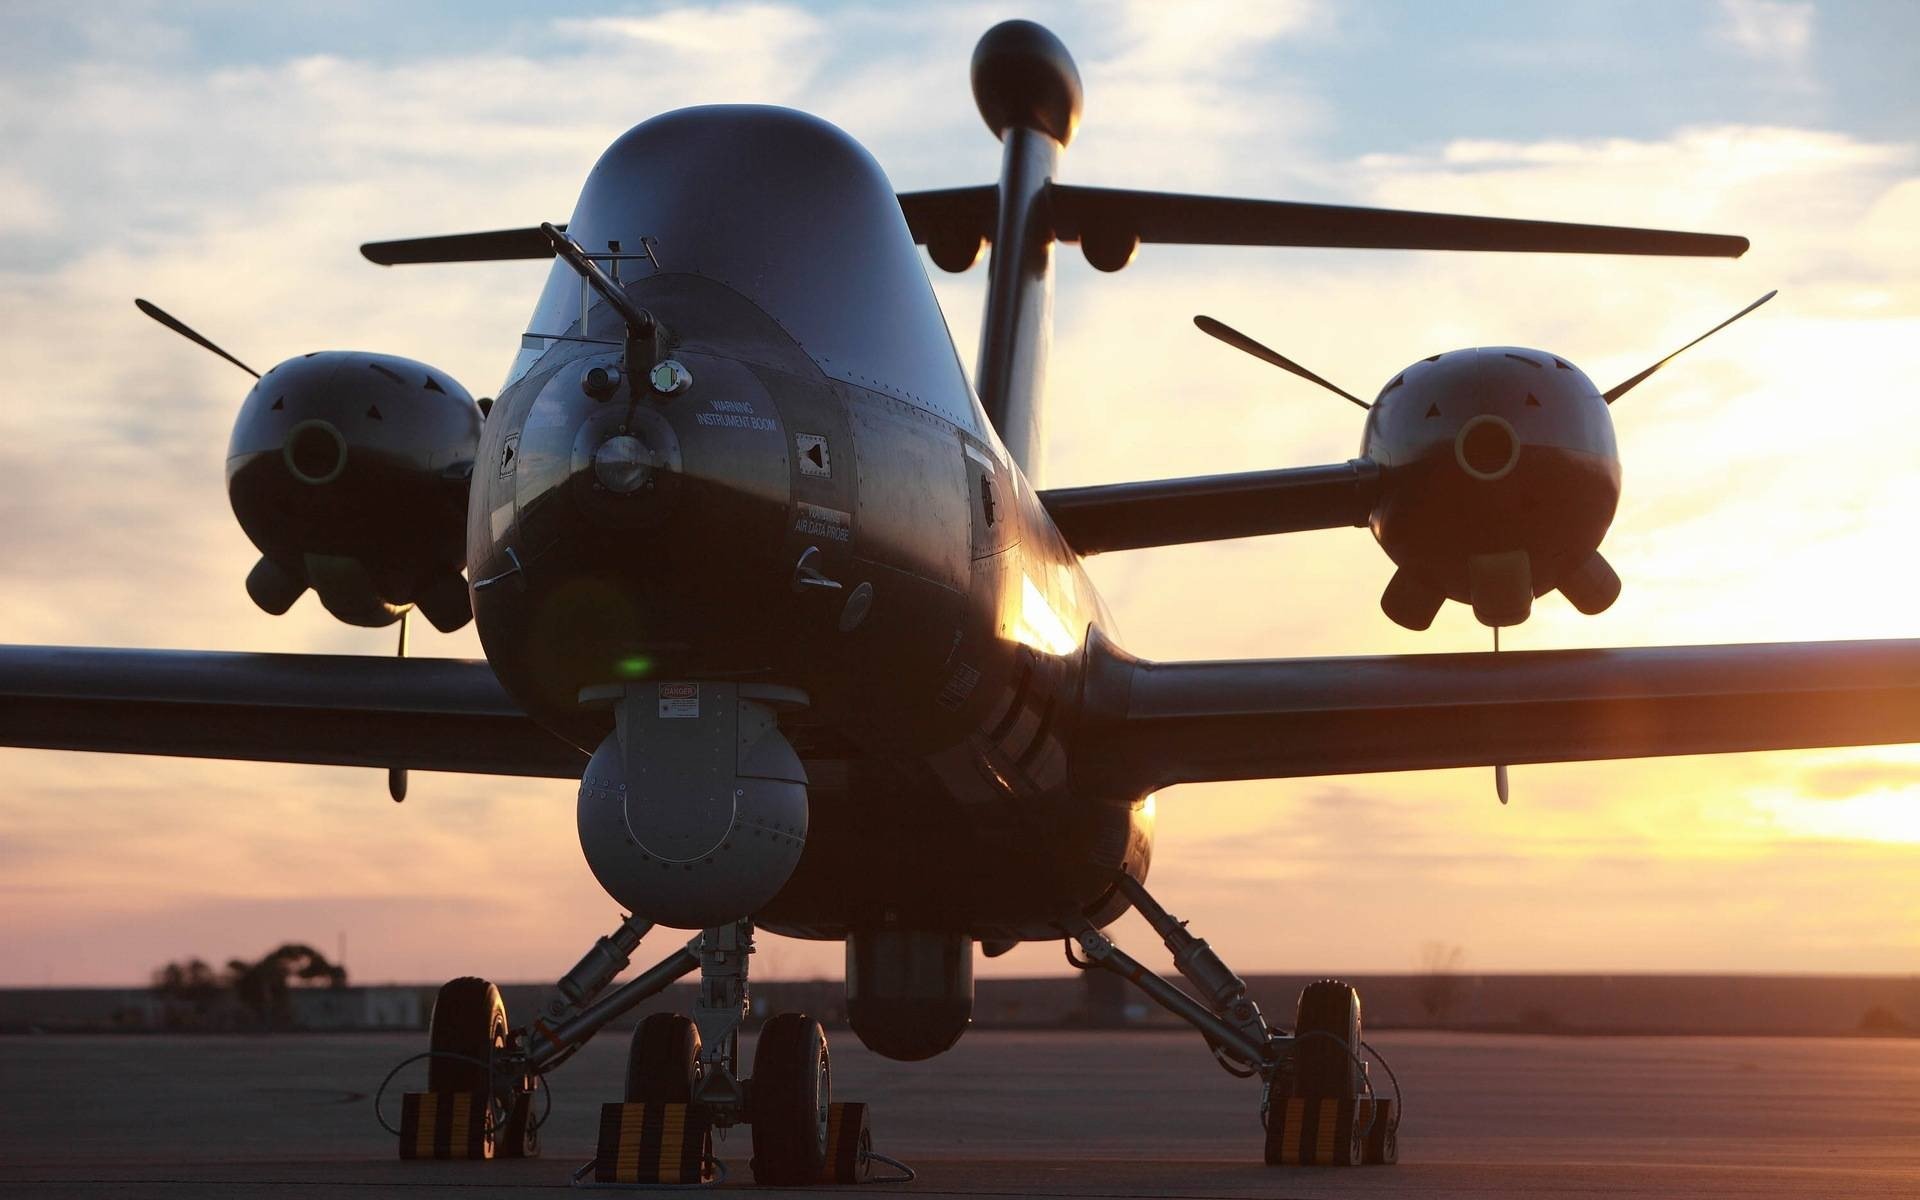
[381,913,902,1185]
[1066,873,1400,1167]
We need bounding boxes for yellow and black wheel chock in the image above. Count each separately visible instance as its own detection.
[1264,1096,1397,1167]
[590,1102,715,1185]
[820,1101,873,1183]
[397,1091,494,1160]
[572,1100,908,1188]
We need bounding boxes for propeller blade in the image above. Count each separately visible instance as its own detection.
[1493,626,1510,804]
[134,298,261,379]
[1193,315,1370,411]
[389,610,410,802]
[1603,290,1777,403]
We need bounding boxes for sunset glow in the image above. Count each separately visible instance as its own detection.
[2,1,1916,986]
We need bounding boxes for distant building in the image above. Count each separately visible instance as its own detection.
[288,987,427,1030]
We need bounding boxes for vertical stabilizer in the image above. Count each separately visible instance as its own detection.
[970,20,1082,483]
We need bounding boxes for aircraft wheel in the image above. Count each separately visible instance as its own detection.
[428,976,507,1094]
[1291,979,1362,1099]
[427,977,536,1156]
[626,1012,701,1103]
[749,1013,831,1185]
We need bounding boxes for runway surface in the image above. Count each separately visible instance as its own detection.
[4,1028,1917,1197]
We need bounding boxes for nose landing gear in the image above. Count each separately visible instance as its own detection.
[1066,874,1401,1167]
[749,1012,833,1184]
[384,913,907,1185]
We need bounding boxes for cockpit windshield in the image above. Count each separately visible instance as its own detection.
[517,106,979,432]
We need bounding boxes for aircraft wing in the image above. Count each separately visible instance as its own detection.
[895,186,999,246]
[1038,461,1379,555]
[0,645,584,778]
[364,184,1744,266]
[1078,634,1920,792]
[361,226,563,265]
[1045,184,1748,256]
[894,184,1749,258]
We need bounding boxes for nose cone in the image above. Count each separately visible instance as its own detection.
[472,345,797,718]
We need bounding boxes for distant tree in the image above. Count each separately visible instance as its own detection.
[1415,942,1466,1026]
[150,957,230,1028]
[152,957,227,1005]
[224,944,348,1029]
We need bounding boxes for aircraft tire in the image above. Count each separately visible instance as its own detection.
[426,976,536,1156]
[1291,979,1362,1099]
[749,1013,831,1185]
[625,1012,701,1103]
[428,976,507,1095]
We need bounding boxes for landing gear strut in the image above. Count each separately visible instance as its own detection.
[389,912,893,1184]
[384,912,699,1162]
[1067,873,1399,1167]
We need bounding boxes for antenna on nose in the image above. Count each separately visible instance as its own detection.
[539,223,661,387]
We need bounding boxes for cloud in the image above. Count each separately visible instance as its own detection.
[1716,0,1815,67]
[1799,760,1920,800]
[1,3,1918,984]
[1069,0,1330,190]
[554,5,824,55]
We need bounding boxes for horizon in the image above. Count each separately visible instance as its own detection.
[2,0,1918,986]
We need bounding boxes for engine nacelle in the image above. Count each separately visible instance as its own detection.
[1361,347,1623,629]
[226,351,480,630]
[845,930,974,1061]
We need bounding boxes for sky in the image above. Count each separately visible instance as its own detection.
[2,0,1918,987]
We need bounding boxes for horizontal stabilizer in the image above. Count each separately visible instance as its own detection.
[1039,461,1380,555]
[361,225,565,265]
[1080,633,1920,792]
[0,645,584,777]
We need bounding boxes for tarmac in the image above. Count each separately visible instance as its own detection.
[3,1028,1917,1198]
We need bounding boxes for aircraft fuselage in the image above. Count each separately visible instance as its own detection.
[466,106,1148,946]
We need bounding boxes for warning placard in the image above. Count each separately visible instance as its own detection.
[657,683,699,719]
